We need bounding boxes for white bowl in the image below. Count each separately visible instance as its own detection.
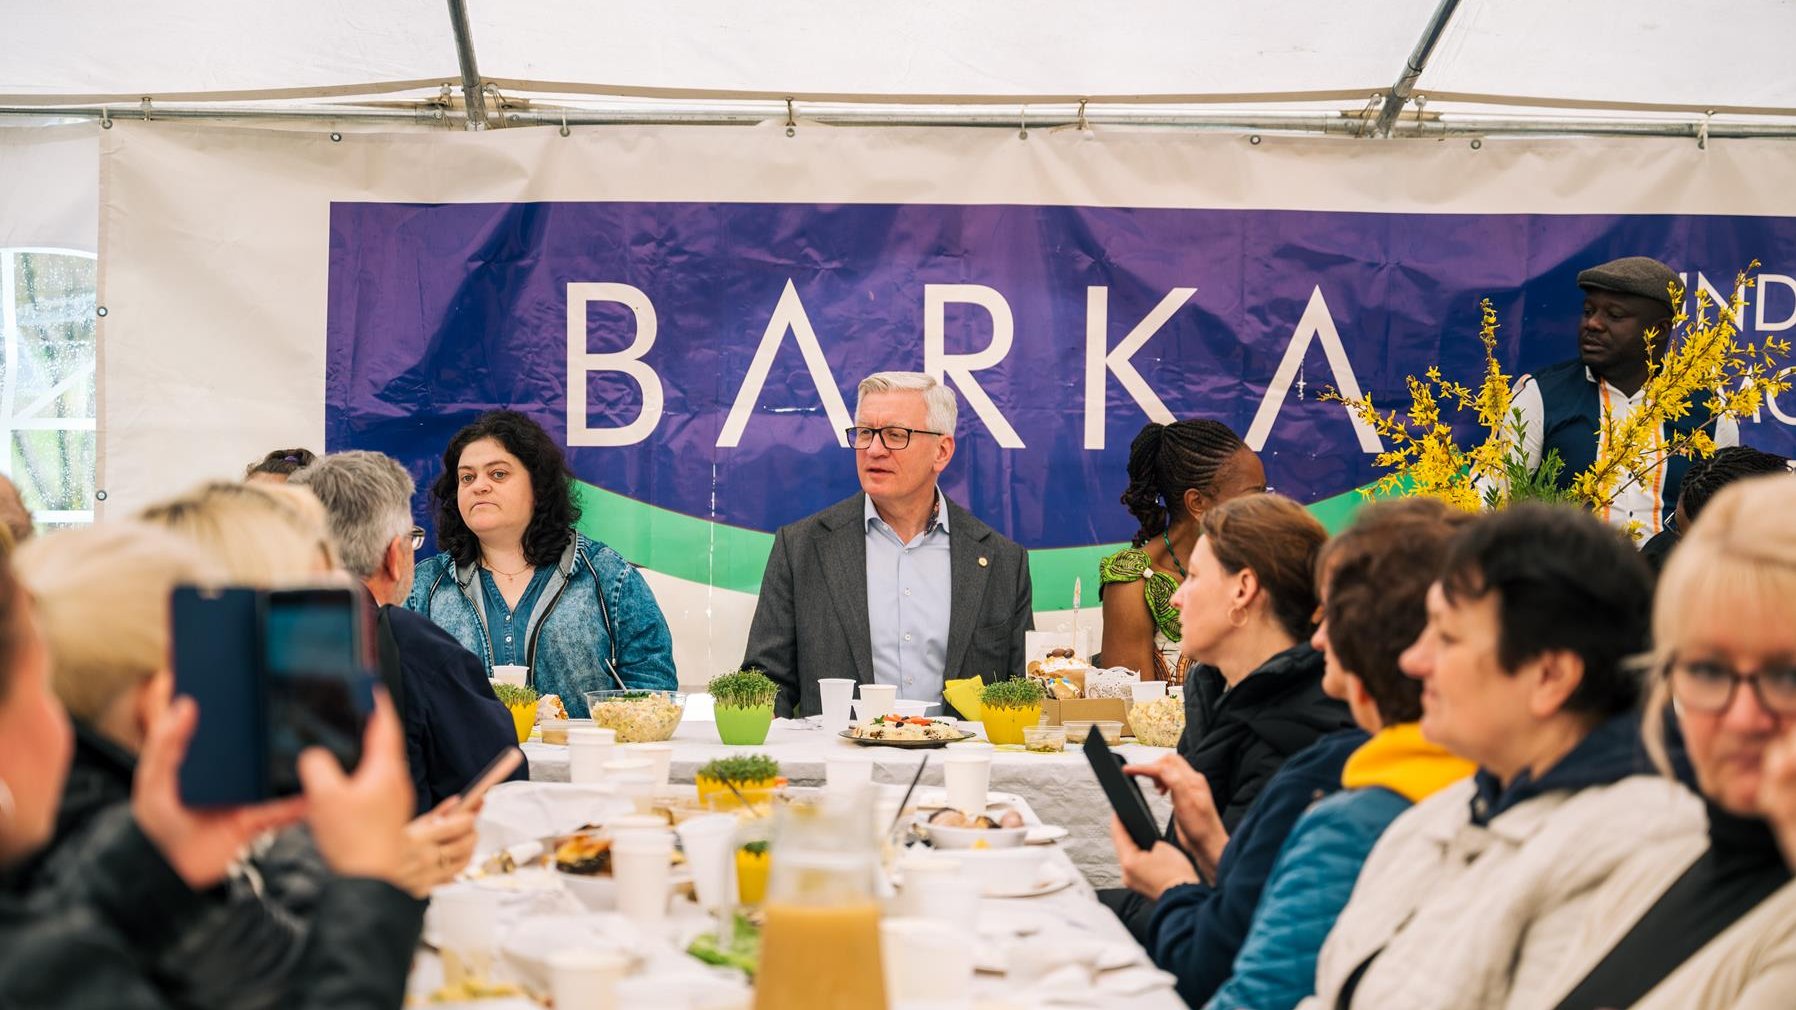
[936,847,1047,896]
[921,822,1027,850]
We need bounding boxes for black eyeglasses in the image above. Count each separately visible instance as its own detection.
[409,526,426,551]
[1667,654,1796,717]
[845,425,944,451]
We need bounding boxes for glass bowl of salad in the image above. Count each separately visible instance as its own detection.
[582,690,687,742]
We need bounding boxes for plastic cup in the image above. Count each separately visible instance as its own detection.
[942,750,991,815]
[612,829,675,924]
[675,814,741,913]
[429,886,501,985]
[881,917,975,1004]
[624,742,673,788]
[607,771,657,814]
[826,755,874,796]
[857,683,897,721]
[548,949,630,1010]
[1131,681,1168,703]
[492,664,528,688]
[818,678,856,732]
[568,726,617,784]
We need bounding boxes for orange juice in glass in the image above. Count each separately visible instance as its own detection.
[752,789,886,1010]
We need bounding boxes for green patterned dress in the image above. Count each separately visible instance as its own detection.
[1097,546,1186,681]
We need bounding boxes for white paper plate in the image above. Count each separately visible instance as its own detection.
[1025,824,1069,845]
[973,937,1140,974]
[982,861,1075,899]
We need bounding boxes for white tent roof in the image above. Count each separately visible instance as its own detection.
[5,0,1794,120]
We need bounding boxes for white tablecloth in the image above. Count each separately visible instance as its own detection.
[414,783,1187,1010]
[524,718,1175,888]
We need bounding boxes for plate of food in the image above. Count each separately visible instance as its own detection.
[839,715,975,748]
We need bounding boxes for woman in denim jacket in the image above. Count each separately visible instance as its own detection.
[408,411,676,718]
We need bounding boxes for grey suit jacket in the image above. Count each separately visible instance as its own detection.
[743,493,1034,718]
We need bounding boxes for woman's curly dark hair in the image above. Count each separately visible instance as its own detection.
[430,411,582,568]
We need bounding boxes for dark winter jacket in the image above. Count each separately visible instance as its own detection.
[0,810,420,1010]
[1148,728,1368,1009]
[14,722,325,1010]
[1178,643,1354,829]
[380,603,528,815]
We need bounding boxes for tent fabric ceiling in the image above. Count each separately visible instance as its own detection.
[2,0,1793,116]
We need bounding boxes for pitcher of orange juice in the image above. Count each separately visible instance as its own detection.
[753,788,887,1010]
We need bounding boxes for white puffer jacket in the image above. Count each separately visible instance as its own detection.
[1299,773,1704,1010]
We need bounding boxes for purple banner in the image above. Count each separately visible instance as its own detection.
[326,202,1796,549]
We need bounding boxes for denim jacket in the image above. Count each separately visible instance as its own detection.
[407,531,677,718]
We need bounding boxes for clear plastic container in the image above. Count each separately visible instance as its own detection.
[1021,724,1067,753]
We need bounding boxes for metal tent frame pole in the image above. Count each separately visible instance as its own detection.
[1372,0,1464,137]
[4,102,1796,140]
[445,0,490,131]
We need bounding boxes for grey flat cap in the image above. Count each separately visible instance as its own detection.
[1576,256,1679,311]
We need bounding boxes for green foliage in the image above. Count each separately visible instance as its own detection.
[1480,411,1578,509]
[696,754,781,784]
[708,667,779,709]
[980,676,1045,710]
[492,682,538,707]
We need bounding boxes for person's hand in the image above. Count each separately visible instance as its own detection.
[132,696,306,889]
[1123,753,1227,878]
[298,690,413,884]
[393,795,482,897]
[1759,723,1796,869]
[1109,815,1200,900]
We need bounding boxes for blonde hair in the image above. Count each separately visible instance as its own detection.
[137,481,338,586]
[1643,472,1796,773]
[14,522,222,724]
[856,372,958,435]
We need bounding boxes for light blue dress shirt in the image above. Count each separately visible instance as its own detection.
[864,489,953,704]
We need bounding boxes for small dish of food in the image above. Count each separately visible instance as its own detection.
[1062,720,1124,745]
[582,690,686,742]
[1022,725,1066,753]
[918,806,1028,849]
[841,715,973,748]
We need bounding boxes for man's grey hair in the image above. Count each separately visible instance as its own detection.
[856,371,957,436]
[288,451,416,579]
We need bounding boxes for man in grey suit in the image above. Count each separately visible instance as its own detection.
[744,371,1034,717]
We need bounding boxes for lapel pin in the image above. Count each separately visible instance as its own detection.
[978,556,989,567]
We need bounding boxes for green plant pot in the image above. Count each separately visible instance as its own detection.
[715,703,776,745]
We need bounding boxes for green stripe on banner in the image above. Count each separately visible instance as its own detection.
[574,480,1375,610]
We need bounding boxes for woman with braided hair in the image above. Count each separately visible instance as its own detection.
[1639,446,1790,574]
[1099,420,1267,683]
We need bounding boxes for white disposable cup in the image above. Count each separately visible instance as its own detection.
[818,678,856,732]
[942,750,991,816]
[609,813,671,836]
[826,755,874,796]
[881,918,975,1004]
[430,886,500,984]
[613,830,675,924]
[896,853,969,920]
[1131,681,1168,703]
[607,771,657,814]
[623,743,673,788]
[857,683,898,721]
[568,727,616,784]
[547,949,630,1010]
[491,664,529,688]
[675,814,741,913]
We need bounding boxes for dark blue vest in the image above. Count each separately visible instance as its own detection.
[1533,359,1712,522]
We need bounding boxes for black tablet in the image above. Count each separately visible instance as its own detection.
[1083,729,1165,851]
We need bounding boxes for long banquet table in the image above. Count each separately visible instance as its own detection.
[414,782,1187,1009]
[523,717,1176,888]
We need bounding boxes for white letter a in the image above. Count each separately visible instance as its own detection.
[717,280,853,448]
[1244,286,1383,453]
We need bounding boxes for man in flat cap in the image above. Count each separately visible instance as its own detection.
[1509,255,1737,538]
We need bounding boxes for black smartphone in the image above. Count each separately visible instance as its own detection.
[459,747,523,806]
[171,587,267,806]
[1083,729,1167,851]
[260,587,376,796]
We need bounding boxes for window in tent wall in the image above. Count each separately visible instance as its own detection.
[0,249,97,532]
